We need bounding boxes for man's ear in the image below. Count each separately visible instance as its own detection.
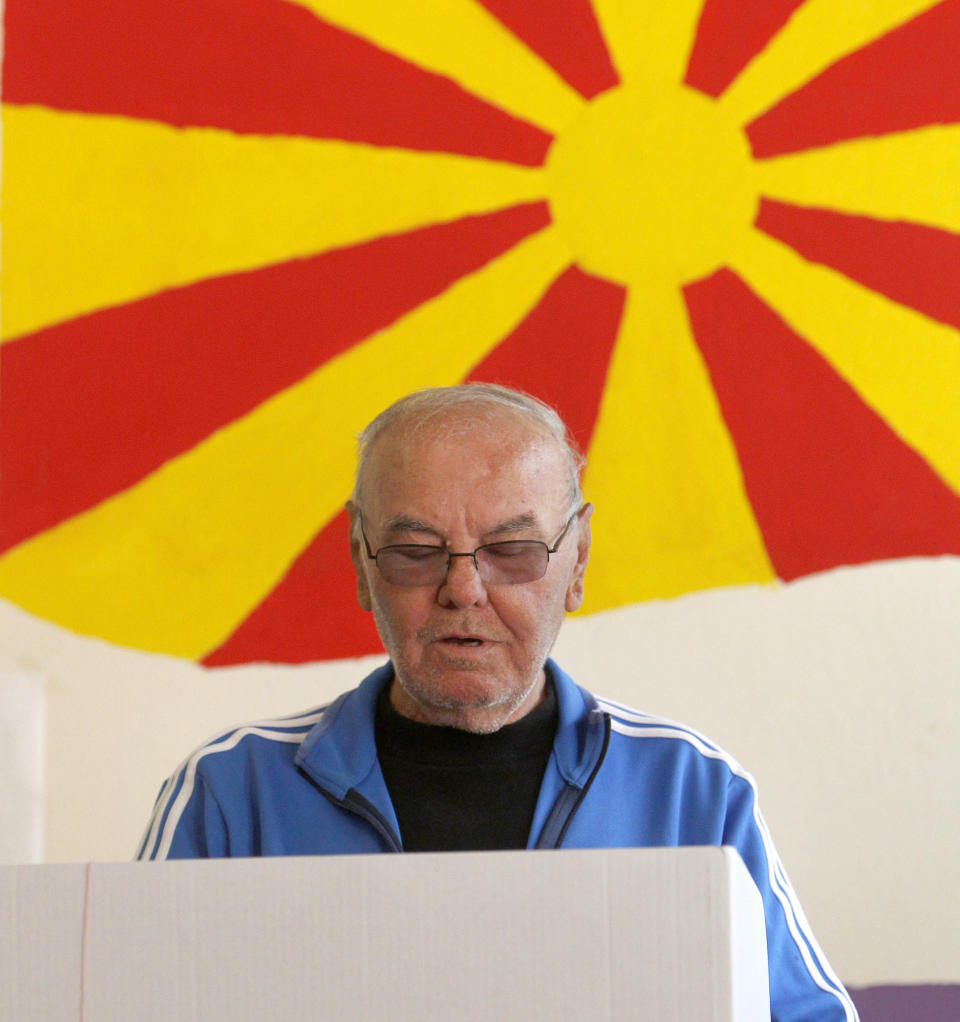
[345,500,372,612]
[565,503,593,613]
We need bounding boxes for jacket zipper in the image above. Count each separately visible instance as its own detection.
[535,712,611,849]
[340,790,404,852]
[313,787,402,853]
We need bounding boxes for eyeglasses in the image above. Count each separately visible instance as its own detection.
[359,510,580,587]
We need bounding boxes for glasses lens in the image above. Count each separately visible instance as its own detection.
[376,546,448,587]
[476,542,549,584]
[375,541,550,586]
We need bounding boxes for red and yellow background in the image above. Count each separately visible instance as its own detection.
[3,0,960,665]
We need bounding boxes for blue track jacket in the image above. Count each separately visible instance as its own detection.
[138,660,858,1022]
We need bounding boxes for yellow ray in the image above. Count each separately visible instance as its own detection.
[731,229,960,496]
[0,228,572,658]
[581,278,775,613]
[291,0,583,137]
[720,0,944,127]
[1,105,547,340]
[756,125,960,233]
[590,0,704,87]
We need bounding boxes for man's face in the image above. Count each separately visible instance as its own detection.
[348,413,591,733]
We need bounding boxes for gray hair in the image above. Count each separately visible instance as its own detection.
[353,383,584,514]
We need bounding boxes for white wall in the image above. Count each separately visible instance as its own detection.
[1,555,958,987]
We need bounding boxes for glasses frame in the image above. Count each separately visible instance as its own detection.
[358,508,581,587]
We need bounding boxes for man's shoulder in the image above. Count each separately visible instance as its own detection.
[594,693,713,740]
[584,690,751,780]
[161,663,391,789]
[137,703,335,860]
[172,704,332,778]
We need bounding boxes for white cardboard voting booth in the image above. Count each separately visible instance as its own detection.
[2,846,769,1021]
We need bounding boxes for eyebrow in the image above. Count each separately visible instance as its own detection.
[381,516,444,542]
[380,512,542,544]
[483,512,540,538]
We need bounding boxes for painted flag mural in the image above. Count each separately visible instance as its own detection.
[2,0,959,666]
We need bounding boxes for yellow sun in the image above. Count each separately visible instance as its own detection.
[546,82,757,284]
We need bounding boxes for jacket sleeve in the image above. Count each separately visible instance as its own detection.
[722,773,859,1022]
[135,768,229,860]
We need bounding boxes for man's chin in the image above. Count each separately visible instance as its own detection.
[389,669,543,733]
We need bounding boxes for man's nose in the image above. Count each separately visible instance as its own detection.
[438,552,487,607]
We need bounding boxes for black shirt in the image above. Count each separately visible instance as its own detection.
[374,680,558,852]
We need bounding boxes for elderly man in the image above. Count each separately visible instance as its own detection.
[139,384,857,1022]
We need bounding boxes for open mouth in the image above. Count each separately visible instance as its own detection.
[443,637,484,647]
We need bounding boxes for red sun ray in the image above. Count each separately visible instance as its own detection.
[2,0,551,166]
[683,268,960,580]
[474,0,619,99]
[202,509,381,666]
[684,0,806,99]
[747,0,960,158]
[464,265,627,456]
[0,202,551,555]
[757,199,960,332]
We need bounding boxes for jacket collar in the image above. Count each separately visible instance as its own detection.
[548,659,608,787]
[295,658,606,798]
[295,662,393,801]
